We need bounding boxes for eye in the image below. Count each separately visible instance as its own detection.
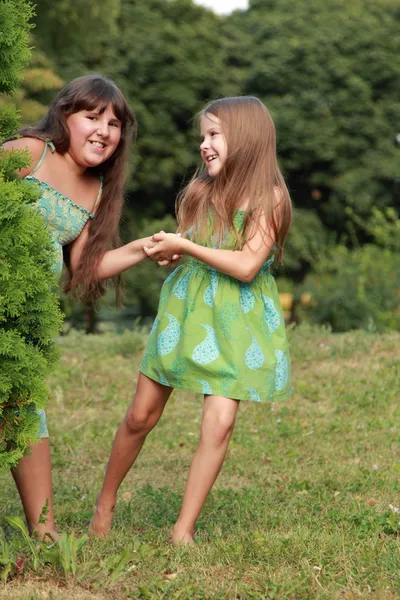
[86,115,98,121]
[110,121,120,128]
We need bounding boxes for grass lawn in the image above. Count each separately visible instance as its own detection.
[1,325,399,599]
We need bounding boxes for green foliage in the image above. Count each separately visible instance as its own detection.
[16,0,400,327]
[300,244,400,331]
[58,328,146,359]
[0,45,64,125]
[3,517,41,572]
[240,0,400,227]
[2,327,400,596]
[283,208,334,272]
[1,517,87,581]
[57,531,88,577]
[109,0,236,199]
[0,173,63,469]
[0,103,20,141]
[0,0,34,94]
[0,528,14,582]
[0,0,63,471]
[26,0,400,293]
[34,0,120,76]
[349,206,400,252]
[33,0,240,213]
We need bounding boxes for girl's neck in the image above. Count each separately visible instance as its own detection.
[62,150,89,178]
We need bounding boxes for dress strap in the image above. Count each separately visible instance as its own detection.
[93,175,103,211]
[29,138,55,176]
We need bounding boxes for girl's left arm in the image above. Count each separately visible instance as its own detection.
[145,214,275,283]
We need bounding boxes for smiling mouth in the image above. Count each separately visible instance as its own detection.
[206,155,218,163]
[89,141,106,149]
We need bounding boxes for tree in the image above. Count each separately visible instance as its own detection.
[33,0,120,78]
[235,0,400,231]
[32,0,241,216]
[102,0,244,215]
[0,44,64,125]
[0,0,62,470]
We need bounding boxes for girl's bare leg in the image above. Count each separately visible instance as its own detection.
[172,395,239,545]
[90,373,172,536]
[12,439,57,539]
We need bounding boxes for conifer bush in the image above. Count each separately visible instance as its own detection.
[0,0,63,470]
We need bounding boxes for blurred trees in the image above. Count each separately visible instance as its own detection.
[27,0,400,225]
[0,47,63,124]
[7,0,399,329]
[299,243,400,332]
[33,0,120,76]
[242,0,400,230]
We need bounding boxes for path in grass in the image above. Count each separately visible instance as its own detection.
[1,325,399,599]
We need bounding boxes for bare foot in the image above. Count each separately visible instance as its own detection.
[171,525,195,547]
[89,501,115,537]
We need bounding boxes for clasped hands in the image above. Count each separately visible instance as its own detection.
[143,231,184,267]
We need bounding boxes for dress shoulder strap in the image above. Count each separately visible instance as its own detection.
[28,138,55,177]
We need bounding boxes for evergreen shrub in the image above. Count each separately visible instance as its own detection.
[0,0,63,470]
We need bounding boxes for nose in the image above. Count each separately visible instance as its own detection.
[200,138,209,151]
[96,118,110,137]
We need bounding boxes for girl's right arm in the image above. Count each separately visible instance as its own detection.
[1,138,46,177]
[69,223,157,280]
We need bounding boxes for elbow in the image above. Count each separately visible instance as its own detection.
[235,253,259,283]
[239,269,257,283]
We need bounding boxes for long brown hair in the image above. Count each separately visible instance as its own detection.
[176,96,292,263]
[19,74,136,304]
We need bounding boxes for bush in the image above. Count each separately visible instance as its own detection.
[0,0,63,470]
[349,206,400,252]
[283,208,334,273]
[299,244,400,332]
[0,175,63,470]
[0,0,34,94]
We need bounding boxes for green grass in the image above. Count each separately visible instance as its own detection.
[1,324,399,599]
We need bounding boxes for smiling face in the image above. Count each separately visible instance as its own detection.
[200,113,227,177]
[65,103,122,168]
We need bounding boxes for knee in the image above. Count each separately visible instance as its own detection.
[201,412,236,446]
[124,406,159,436]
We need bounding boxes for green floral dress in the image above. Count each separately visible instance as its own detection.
[141,210,291,403]
[25,140,102,436]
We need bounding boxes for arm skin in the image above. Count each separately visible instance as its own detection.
[144,213,276,283]
[69,224,157,280]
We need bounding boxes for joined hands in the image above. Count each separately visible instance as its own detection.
[144,231,184,266]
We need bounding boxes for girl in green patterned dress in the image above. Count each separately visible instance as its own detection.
[91,96,292,544]
[2,75,166,539]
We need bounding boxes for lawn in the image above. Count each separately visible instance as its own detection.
[1,325,399,599]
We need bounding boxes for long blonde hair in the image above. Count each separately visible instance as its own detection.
[176,96,292,262]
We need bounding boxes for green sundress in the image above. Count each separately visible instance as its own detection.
[141,210,291,403]
[24,140,102,436]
